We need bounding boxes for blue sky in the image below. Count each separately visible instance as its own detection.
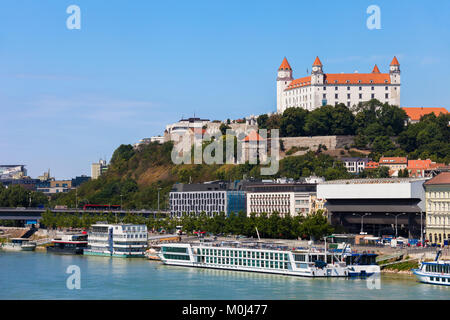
[0,0,449,179]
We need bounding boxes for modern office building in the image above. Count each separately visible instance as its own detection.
[169,181,247,217]
[246,182,317,217]
[317,178,428,238]
[424,172,450,244]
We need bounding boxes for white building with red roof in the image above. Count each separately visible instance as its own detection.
[276,56,401,113]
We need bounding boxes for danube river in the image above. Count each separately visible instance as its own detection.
[0,251,449,300]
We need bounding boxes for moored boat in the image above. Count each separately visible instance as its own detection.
[413,250,450,286]
[1,238,37,251]
[158,241,348,278]
[47,233,88,255]
[343,252,380,277]
[145,247,161,261]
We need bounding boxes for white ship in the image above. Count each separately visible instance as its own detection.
[413,250,450,286]
[1,238,36,251]
[158,241,348,278]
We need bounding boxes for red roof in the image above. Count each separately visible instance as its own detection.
[313,56,322,66]
[402,107,448,121]
[425,172,450,185]
[390,56,400,66]
[372,65,380,73]
[285,72,390,91]
[286,76,311,89]
[407,159,432,170]
[189,128,206,135]
[379,157,408,164]
[243,130,264,142]
[278,57,292,71]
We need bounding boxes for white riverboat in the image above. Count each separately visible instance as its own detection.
[1,238,36,251]
[413,250,450,286]
[158,241,348,278]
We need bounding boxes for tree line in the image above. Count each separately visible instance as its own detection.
[38,210,334,240]
[258,100,450,163]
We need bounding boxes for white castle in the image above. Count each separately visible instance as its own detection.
[276,56,401,113]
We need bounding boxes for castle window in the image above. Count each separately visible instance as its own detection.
[385,86,388,90]
[347,102,350,107]
[346,80,350,84]
[371,87,374,90]
[385,93,389,99]
[371,94,375,99]
[370,80,373,83]
[323,94,326,99]
[334,80,338,84]
[359,87,362,91]
[358,80,362,83]
[347,94,350,99]
[335,87,338,91]
[347,87,350,90]
[385,80,388,83]
[323,87,326,90]
[335,94,338,99]
[359,94,362,99]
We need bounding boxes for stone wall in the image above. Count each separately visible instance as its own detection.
[281,135,355,155]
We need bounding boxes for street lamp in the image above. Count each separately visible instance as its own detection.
[386,212,406,238]
[157,188,161,212]
[353,213,371,234]
[416,212,424,246]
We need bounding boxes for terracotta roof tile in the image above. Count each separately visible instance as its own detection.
[278,57,292,71]
[372,65,380,73]
[243,130,264,142]
[313,56,322,66]
[390,56,400,66]
[402,107,448,121]
[379,157,408,164]
[424,172,450,185]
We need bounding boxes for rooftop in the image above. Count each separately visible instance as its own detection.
[320,178,428,185]
[424,172,450,185]
[402,107,448,121]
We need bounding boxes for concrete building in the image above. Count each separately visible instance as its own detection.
[169,181,247,218]
[91,159,108,180]
[341,157,371,174]
[246,182,317,217]
[402,107,448,124]
[317,178,428,238]
[277,56,401,113]
[424,172,450,245]
[0,165,27,179]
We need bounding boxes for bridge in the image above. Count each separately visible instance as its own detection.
[0,207,170,221]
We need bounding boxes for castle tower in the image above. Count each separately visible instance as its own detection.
[277,57,293,113]
[389,56,401,106]
[311,56,324,84]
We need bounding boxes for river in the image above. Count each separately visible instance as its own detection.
[0,251,449,300]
